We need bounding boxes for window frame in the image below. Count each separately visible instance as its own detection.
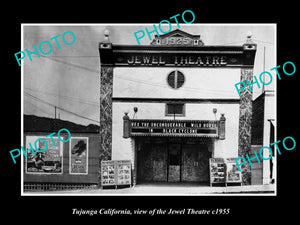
[165,103,186,117]
[167,70,185,89]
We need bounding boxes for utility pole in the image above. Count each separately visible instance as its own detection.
[55,106,57,119]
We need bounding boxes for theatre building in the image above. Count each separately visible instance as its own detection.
[99,29,257,186]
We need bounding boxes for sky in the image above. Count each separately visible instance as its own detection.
[22,24,276,126]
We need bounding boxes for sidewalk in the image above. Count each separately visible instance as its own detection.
[23,183,275,195]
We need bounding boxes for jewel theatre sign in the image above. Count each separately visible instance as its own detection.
[125,55,228,67]
[100,29,255,68]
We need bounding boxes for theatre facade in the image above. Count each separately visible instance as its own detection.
[99,29,257,186]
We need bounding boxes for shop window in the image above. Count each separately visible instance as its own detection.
[167,70,185,89]
[166,103,185,117]
[69,137,89,175]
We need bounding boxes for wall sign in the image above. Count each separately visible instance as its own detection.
[150,29,204,46]
[129,119,219,138]
[115,54,233,67]
[100,30,256,67]
[25,136,63,174]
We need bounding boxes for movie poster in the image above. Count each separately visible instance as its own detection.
[70,137,88,174]
[26,136,63,174]
[225,158,242,183]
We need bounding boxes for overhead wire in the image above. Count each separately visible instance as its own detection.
[114,75,234,96]
[24,92,100,124]
[24,87,99,107]
[24,99,54,117]
[25,38,274,101]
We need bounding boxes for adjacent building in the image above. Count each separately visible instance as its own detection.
[23,115,100,190]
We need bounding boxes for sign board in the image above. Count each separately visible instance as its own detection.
[101,160,132,187]
[130,119,219,138]
[114,53,238,67]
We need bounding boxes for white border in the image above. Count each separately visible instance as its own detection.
[69,137,89,175]
[21,23,277,196]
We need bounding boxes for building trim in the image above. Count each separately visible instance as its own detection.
[113,49,244,54]
[112,97,240,104]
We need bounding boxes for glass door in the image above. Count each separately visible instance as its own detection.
[168,143,181,182]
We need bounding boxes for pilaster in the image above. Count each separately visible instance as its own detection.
[238,68,253,185]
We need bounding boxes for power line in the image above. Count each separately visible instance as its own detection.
[39,55,100,74]
[24,99,54,117]
[114,75,234,96]
[24,87,99,106]
[24,92,100,124]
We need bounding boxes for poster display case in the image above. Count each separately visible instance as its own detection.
[225,158,242,185]
[101,160,132,188]
[209,158,226,186]
[209,158,242,186]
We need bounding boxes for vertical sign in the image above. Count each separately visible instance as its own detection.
[69,137,88,174]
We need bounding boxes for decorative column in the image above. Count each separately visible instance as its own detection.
[238,34,257,185]
[99,66,113,161]
[238,68,253,185]
[99,30,114,185]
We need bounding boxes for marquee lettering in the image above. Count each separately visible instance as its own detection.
[127,55,227,66]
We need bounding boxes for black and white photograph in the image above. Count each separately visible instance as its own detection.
[4,5,298,221]
[21,24,276,195]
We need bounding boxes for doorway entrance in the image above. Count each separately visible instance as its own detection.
[137,138,212,184]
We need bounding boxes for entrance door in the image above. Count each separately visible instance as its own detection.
[137,140,211,184]
[137,143,167,182]
[181,144,210,183]
[168,143,181,182]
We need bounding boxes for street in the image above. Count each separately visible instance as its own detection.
[23,183,275,195]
